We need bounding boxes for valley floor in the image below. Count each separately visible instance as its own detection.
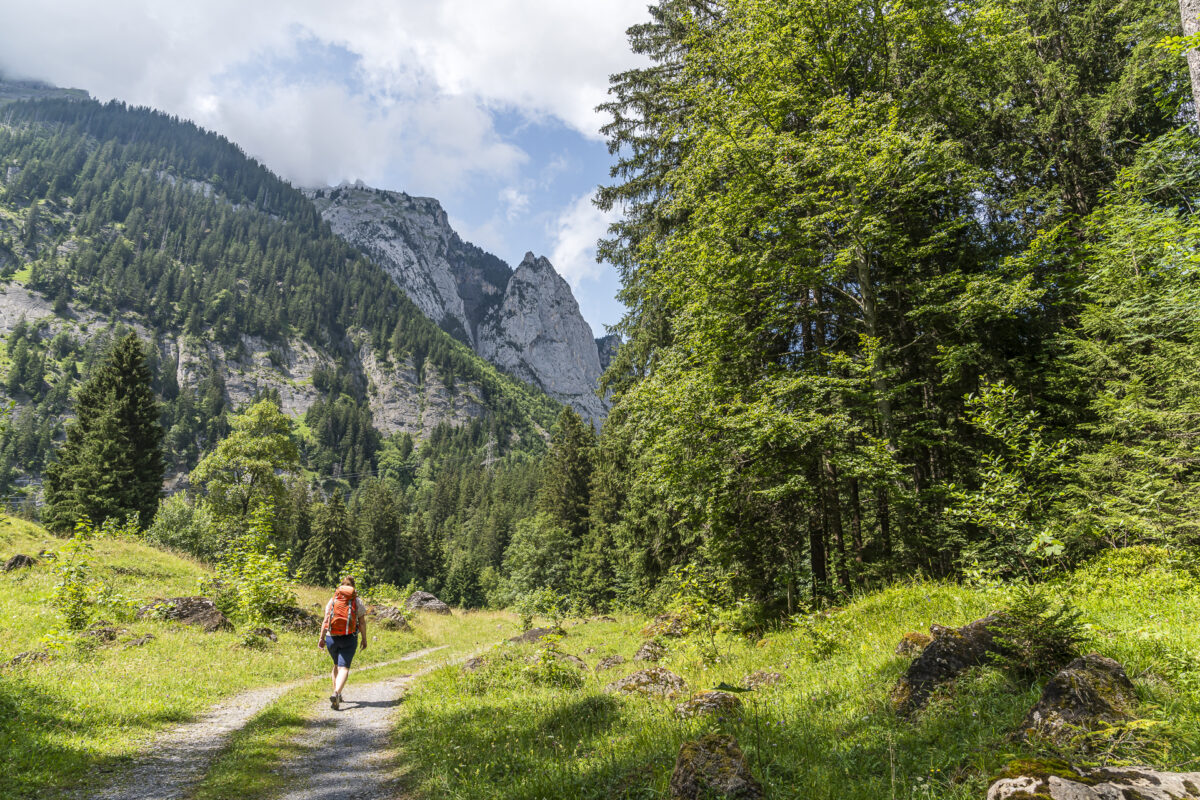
[4,519,1200,799]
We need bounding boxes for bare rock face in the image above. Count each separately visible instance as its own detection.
[1019,654,1137,743]
[988,760,1200,800]
[675,690,743,719]
[136,597,233,633]
[476,253,607,425]
[670,734,763,800]
[307,185,609,423]
[605,667,688,699]
[891,615,1004,713]
[3,553,36,571]
[406,591,451,615]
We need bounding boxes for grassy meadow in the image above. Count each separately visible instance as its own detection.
[0,517,433,799]
[391,547,1200,799]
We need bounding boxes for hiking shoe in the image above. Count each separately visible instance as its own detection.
[330,694,339,710]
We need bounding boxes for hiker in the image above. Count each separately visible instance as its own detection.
[318,575,368,710]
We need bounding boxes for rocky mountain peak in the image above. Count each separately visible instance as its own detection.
[308,186,609,423]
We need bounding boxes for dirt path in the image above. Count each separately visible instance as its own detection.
[270,649,477,800]
[88,646,448,800]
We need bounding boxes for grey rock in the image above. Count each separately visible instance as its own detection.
[249,627,278,643]
[988,762,1200,799]
[605,667,687,699]
[596,333,620,373]
[634,640,667,662]
[4,650,50,669]
[890,614,1004,713]
[1019,654,1137,743]
[406,591,451,615]
[596,654,625,671]
[136,597,233,633]
[367,604,412,631]
[670,734,763,799]
[675,691,743,719]
[742,671,784,690]
[508,627,564,645]
[275,606,321,633]
[124,634,156,649]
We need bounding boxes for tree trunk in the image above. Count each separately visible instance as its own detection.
[822,456,851,592]
[809,512,827,601]
[849,477,864,564]
[1183,0,1200,123]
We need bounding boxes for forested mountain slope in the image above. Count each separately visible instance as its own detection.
[0,92,561,498]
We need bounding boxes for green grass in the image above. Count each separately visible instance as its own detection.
[390,548,1200,799]
[0,518,431,800]
[190,609,518,800]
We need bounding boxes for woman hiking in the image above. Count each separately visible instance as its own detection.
[318,575,368,710]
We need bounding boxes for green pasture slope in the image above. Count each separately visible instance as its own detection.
[395,548,1200,799]
[0,517,430,799]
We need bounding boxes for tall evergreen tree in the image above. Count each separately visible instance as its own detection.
[536,408,595,542]
[299,492,358,587]
[43,332,164,530]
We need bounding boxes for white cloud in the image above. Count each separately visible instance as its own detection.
[500,187,530,221]
[0,0,648,193]
[550,192,619,288]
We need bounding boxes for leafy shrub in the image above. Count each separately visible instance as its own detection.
[146,495,219,560]
[511,587,568,632]
[199,503,296,625]
[991,584,1086,681]
[48,518,136,631]
[789,611,845,661]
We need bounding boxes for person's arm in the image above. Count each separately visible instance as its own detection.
[358,598,368,650]
[318,600,331,648]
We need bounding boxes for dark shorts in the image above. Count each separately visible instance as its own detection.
[326,634,358,668]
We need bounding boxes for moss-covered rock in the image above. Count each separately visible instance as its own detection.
[1018,653,1137,744]
[605,667,687,699]
[988,760,1200,799]
[634,639,667,662]
[675,690,743,719]
[670,734,763,799]
[890,614,1004,714]
[742,670,784,690]
[641,613,687,638]
[895,631,932,657]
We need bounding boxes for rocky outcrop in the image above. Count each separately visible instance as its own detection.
[988,761,1200,800]
[276,605,321,633]
[508,627,565,644]
[306,185,609,423]
[596,654,625,671]
[670,734,763,800]
[596,333,620,373]
[642,614,688,638]
[476,253,607,424]
[137,597,233,633]
[895,631,932,657]
[367,605,412,632]
[406,591,451,615]
[1019,654,1137,743]
[605,667,688,699]
[891,615,1004,713]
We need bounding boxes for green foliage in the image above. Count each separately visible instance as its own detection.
[145,494,219,560]
[991,584,1087,681]
[297,492,357,588]
[43,333,164,531]
[511,587,568,632]
[48,518,138,631]
[199,503,296,626]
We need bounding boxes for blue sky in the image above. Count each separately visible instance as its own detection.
[0,1,648,336]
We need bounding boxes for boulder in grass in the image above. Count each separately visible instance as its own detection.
[634,639,667,662]
[124,634,156,649]
[136,596,233,633]
[3,554,36,572]
[557,652,588,670]
[890,614,1004,714]
[987,760,1200,800]
[462,656,488,673]
[605,667,688,699]
[368,604,412,632]
[250,627,278,643]
[742,671,784,690]
[670,734,763,800]
[895,631,932,657]
[1019,654,1137,744]
[508,627,565,645]
[4,650,49,669]
[596,654,625,671]
[675,690,743,719]
[84,621,125,644]
[275,606,321,633]
[405,591,451,615]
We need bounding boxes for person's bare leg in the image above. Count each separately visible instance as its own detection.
[330,662,338,694]
[333,666,350,696]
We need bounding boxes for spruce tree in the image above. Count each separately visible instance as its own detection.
[536,408,595,542]
[298,492,358,587]
[43,333,164,530]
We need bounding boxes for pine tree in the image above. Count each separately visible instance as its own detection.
[536,408,595,542]
[299,492,358,587]
[43,333,164,530]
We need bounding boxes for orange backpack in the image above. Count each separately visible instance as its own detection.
[328,586,358,636]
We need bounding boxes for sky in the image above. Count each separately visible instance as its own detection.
[0,1,651,336]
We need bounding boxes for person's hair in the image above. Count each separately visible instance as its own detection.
[340,575,356,588]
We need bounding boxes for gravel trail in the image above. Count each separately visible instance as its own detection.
[272,648,477,800]
[88,646,449,800]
